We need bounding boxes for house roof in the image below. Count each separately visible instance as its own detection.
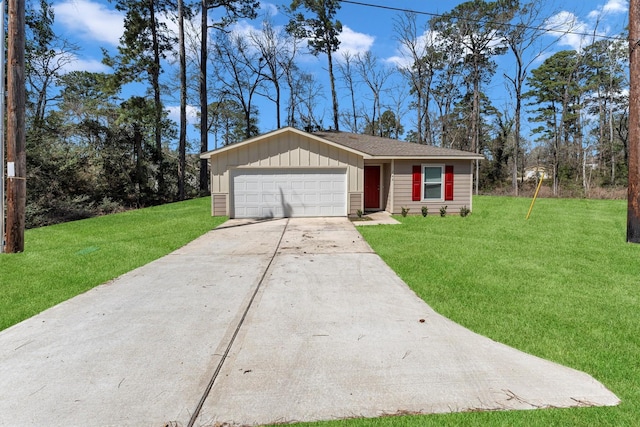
[200,127,484,160]
[200,127,364,159]
[313,130,484,160]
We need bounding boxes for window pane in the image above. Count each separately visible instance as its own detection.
[423,166,442,199]
[424,167,441,183]
[424,183,441,199]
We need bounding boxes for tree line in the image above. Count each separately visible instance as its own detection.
[22,0,628,227]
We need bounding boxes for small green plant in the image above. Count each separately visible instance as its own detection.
[421,206,428,217]
[439,205,448,217]
[356,209,363,218]
[401,206,410,217]
[460,206,471,217]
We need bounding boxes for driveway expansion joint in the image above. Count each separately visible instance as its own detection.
[186,219,290,427]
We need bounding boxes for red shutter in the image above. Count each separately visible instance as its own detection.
[412,165,421,201]
[445,165,454,201]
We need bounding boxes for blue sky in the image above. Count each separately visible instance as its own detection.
[49,0,629,148]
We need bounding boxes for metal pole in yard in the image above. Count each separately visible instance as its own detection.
[525,174,544,220]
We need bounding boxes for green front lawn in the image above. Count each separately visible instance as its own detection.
[0,197,226,331]
[2,195,638,425]
[348,195,640,426]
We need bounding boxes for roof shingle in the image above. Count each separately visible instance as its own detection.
[313,130,483,159]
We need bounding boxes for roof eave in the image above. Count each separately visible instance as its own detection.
[367,155,485,161]
[200,127,367,159]
[199,127,294,159]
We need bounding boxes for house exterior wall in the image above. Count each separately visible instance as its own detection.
[391,159,474,215]
[349,193,362,215]
[381,162,392,212]
[212,194,227,216]
[209,132,364,216]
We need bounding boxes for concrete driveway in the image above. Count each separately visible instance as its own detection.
[0,217,619,426]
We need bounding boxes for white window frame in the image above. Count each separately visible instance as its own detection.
[421,164,444,201]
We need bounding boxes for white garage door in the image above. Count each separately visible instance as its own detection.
[232,168,347,218]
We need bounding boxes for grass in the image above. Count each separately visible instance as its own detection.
[0,197,226,331]
[2,195,638,425]
[340,195,640,426]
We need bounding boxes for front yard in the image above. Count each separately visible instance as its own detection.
[353,195,640,426]
[2,195,638,425]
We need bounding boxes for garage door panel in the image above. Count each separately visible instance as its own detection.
[303,181,317,190]
[319,194,334,203]
[232,169,346,218]
[245,182,259,191]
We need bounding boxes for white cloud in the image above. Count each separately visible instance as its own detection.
[230,20,257,39]
[259,2,279,17]
[603,0,628,13]
[337,26,375,58]
[54,0,124,46]
[166,105,200,126]
[385,29,441,69]
[545,11,594,50]
[588,0,628,18]
[61,56,110,74]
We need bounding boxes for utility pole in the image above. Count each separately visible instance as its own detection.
[5,0,25,253]
[0,0,5,253]
[629,0,640,242]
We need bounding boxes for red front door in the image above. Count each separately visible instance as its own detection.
[364,166,381,210]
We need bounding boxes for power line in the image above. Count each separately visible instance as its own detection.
[339,0,628,43]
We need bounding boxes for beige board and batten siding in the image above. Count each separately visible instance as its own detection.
[392,159,473,214]
[208,132,364,216]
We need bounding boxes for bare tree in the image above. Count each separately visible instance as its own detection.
[503,0,564,195]
[394,12,436,144]
[383,84,409,139]
[199,0,259,194]
[250,19,299,129]
[337,51,361,133]
[213,31,266,138]
[284,63,303,127]
[296,72,325,131]
[26,0,78,127]
[177,0,187,200]
[355,51,393,136]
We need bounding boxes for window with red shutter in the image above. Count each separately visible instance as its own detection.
[445,165,454,201]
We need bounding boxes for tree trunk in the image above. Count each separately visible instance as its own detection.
[177,0,186,200]
[609,67,616,184]
[416,89,423,143]
[199,0,209,195]
[472,55,480,195]
[512,51,524,197]
[327,49,339,131]
[149,0,164,199]
[275,79,281,129]
[134,124,143,208]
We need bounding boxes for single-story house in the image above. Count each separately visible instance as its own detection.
[523,166,549,181]
[200,127,484,218]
